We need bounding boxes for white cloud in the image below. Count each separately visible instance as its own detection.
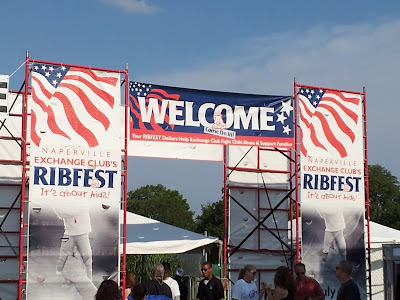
[143,19,400,178]
[100,0,162,14]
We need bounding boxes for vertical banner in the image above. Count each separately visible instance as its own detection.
[28,62,121,299]
[298,86,366,298]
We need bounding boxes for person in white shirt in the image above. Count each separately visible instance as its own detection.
[232,264,266,300]
[163,262,181,300]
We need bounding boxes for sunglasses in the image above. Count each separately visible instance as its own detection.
[201,268,208,272]
[296,272,305,276]
[248,271,257,275]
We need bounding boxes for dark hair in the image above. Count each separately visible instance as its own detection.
[132,283,147,300]
[202,261,212,269]
[294,262,305,270]
[238,264,256,280]
[126,271,135,289]
[273,266,297,293]
[162,262,171,275]
[95,279,121,300]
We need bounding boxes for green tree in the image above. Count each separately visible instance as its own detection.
[195,200,224,240]
[127,184,195,230]
[368,164,400,229]
[195,199,224,264]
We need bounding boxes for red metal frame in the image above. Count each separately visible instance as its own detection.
[221,146,229,287]
[15,55,129,299]
[121,63,129,300]
[0,88,24,297]
[293,80,300,263]
[293,81,371,298]
[223,143,296,291]
[362,88,372,300]
[17,53,30,299]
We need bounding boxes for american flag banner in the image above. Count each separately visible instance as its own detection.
[28,62,122,299]
[129,81,181,133]
[0,75,9,116]
[298,87,362,158]
[31,63,120,147]
[298,84,366,299]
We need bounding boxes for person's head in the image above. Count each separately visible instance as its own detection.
[126,271,135,288]
[201,262,213,280]
[273,266,297,293]
[132,283,147,300]
[175,268,184,279]
[336,260,352,282]
[294,262,306,283]
[125,271,135,299]
[162,262,171,278]
[238,264,257,283]
[95,279,121,300]
[152,263,165,280]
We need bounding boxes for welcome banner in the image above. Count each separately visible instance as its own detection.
[297,85,366,299]
[27,62,122,299]
[129,82,295,149]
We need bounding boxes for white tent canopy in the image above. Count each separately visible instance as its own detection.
[120,211,221,254]
[291,217,400,245]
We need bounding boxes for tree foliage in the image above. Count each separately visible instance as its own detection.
[195,200,224,240]
[127,184,195,230]
[368,164,400,229]
[194,199,224,264]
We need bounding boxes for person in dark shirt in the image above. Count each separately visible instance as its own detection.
[175,268,188,300]
[144,263,173,299]
[335,260,360,300]
[132,283,147,300]
[197,262,224,300]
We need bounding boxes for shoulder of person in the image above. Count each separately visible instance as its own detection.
[213,276,223,286]
[306,276,317,283]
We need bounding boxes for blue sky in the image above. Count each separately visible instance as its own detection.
[3,1,400,214]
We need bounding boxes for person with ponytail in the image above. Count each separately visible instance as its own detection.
[232,264,266,300]
[265,266,297,300]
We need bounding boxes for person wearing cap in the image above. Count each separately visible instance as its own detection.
[197,262,224,300]
[294,262,324,300]
[175,268,188,300]
[163,262,181,300]
[336,260,360,300]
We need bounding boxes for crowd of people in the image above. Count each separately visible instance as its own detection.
[92,260,360,300]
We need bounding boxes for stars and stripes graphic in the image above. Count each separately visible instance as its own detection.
[31,63,119,147]
[0,75,9,116]
[298,87,362,158]
[129,82,181,133]
[129,82,294,139]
